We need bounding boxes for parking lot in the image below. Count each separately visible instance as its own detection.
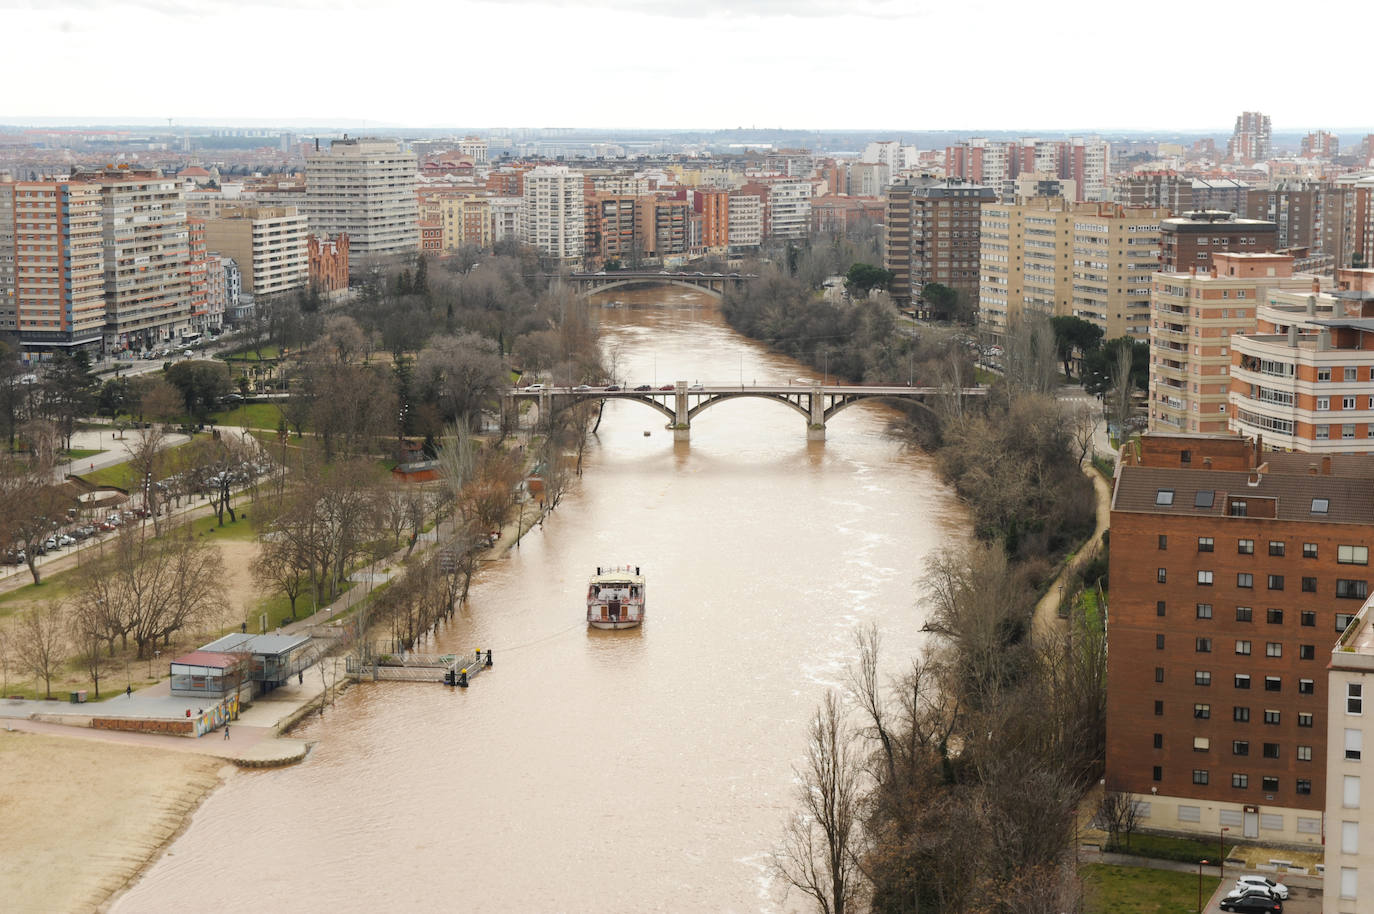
[1204,876,1322,913]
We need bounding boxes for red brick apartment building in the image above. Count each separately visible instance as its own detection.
[1107,433,1374,845]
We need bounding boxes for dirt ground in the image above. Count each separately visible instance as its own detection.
[0,730,226,913]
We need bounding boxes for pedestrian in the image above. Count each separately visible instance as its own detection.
[298,670,303,685]
[223,723,230,740]
[126,684,132,699]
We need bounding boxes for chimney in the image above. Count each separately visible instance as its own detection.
[1312,277,1321,294]
[1322,456,1332,475]
[1203,456,1213,469]
[1210,264,1219,278]
[1309,463,1319,475]
[1288,325,1298,345]
[1248,471,1262,486]
[1190,266,1197,277]
[1307,294,1317,316]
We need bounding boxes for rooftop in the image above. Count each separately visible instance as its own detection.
[201,633,310,656]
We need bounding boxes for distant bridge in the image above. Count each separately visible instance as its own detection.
[568,271,754,300]
[505,381,986,441]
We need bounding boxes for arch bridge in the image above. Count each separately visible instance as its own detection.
[505,381,987,441]
[568,271,754,300]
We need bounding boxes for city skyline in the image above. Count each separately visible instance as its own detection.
[3,0,1366,132]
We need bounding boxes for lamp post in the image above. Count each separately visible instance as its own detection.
[1219,826,1229,883]
[1197,859,1208,914]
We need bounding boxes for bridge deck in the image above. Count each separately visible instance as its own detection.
[507,385,983,396]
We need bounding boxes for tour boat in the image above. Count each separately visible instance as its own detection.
[587,565,645,629]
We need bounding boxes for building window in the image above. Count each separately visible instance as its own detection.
[1303,543,1318,559]
[1194,736,1210,752]
[1236,606,1253,622]
[1269,541,1285,557]
[1262,776,1280,793]
[1230,500,1249,517]
[1192,769,1209,785]
[1339,613,1358,633]
[1299,712,1314,728]
[1267,608,1284,624]
[1235,674,1251,689]
[1347,367,1359,382]
[1197,603,1213,619]
[1345,396,1358,409]
[1233,740,1249,756]
[1198,571,1214,585]
[1235,706,1250,722]
[1344,775,1360,808]
[1340,866,1357,901]
[1198,536,1214,552]
[1313,498,1330,514]
[1339,546,1370,565]
[1194,703,1211,719]
[1195,491,1215,508]
[1299,679,1314,695]
[1154,700,1164,716]
[1157,600,1166,617]
[1156,634,1165,649]
[1155,489,1175,505]
[1297,779,1312,795]
[1265,676,1282,692]
[1196,671,1211,686]
[1346,728,1363,761]
[1301,610,1316,627]
[1157,568,1168,583]
[1350,683,1364,715]
[1300,644,1315,660]
[1298,745,1313,762]
[1232,773,1249,788]
[1337,579,1370,600]
[1153,765,1162,782]
[1238,573,1254,589]
[1317,425,1330,439]
[1268,575,1284,591]
[1319,368,1332,382]
[1263,742,1280,759]
[1156,667,1165,683]
[1236,640,1252,655]
[1266,642,1283,658]
[1237,539,1254,555]
[1153,733,1163,749]
[1264,709,1281,725]
[1318,396,1331,410]
[1196,638,1212,653]
[1302,576,1317,593]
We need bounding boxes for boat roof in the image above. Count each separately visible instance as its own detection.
[590,566,644,583]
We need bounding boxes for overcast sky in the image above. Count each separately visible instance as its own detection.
[2,0,1366,133]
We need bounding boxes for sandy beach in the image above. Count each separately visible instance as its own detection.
[0,730,226,914]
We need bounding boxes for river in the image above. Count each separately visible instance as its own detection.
[112,288,968,913]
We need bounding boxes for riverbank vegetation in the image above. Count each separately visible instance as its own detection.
[728,239,1104,913]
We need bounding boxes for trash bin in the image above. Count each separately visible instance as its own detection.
[69,692,80,703]
[70,690,87,703]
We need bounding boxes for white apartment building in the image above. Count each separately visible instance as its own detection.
[727,194,762,249]
[863,141,919,172]
[1325,592,1374,912]
[766,179,812,239]
[72,167,192,353]
[203,206,309,297]
[457,136,487,165]
[305,138,419,265]
[520,165,585,262]
[490,197,522,246]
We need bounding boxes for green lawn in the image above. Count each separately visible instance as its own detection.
[209,402,285,430]
[82,438,200,490]
[1107,832,1229,865]
[1083,864,1219,914]
[219,345,281,362]
[189,511,259,540]
[62,448,105,460]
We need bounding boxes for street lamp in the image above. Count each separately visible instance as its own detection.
[1219,826,1229,882]
[1197,859,1208,914]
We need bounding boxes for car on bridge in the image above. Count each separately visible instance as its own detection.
[605,385,621,391]
[658,384,674,390]
[573,384,593,391]
[523,384,545,391]
[634,384,652,391]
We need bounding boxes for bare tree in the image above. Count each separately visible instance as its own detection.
[1068,401,1098,466]
[1107,342,1134,444]
[14,602,67,698]
[775,690,865,914]
[1096,789,1139,852]
[68,597,110,698]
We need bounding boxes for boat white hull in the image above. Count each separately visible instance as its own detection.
[588,619,642,630]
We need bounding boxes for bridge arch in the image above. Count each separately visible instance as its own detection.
[584,278,724,300]
[823,393,945,424]
[686,392,810,423]
[594,394,677,424]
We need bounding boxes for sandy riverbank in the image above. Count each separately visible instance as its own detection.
[0,730,226,914]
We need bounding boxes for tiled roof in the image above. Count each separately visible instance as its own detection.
[1114,465,1374,525]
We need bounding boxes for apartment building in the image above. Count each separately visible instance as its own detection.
[639,196,691,261]
[73,166,192,353]
[1229,269,1374,453]
[946,136,1110,201]
[1230,111,1273,164]
[1150,252,1315,435]
[307,233,349,296]
[186,218,210,336]
[589,194,640,265]
[1325,593,1374,911]
[304,138,419,265]
[521,165,585,262]
[1107,433,1374,847]
[202,205,309,297]
[884,176,993,307]
[1160,211,1278,273]
[727,193,762,250]
[0,179,106,360]
[978,197,1164,342]
[694,189,730,252]
[760,178,812,240]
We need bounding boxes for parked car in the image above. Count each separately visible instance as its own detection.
[1220,891,1282,913]
[1233,877,1289,900]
